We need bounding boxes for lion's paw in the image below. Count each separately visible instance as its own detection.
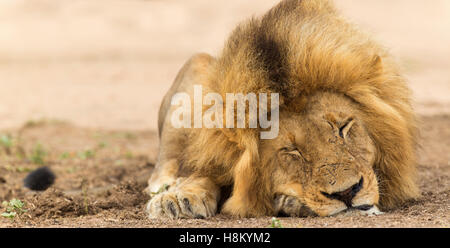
[146,190,217,219]
[274,195,316,217]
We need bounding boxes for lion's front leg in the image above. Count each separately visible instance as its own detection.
[146,177,220,219]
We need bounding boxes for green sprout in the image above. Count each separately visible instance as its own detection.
[60,152,71,159]
[66,166,78,174]
[16,166,33,173]
[0,135,13,148]
[1,212,16,219]
[30,144,47,165]
[125,151,134,159]
[81,179,89,215]
[1,199,27,220]
[0,134,13,154]
[78,150,95,160]
[97,141,107,149]
[123,132,137,140]
[270,217,283,228]
[150,184,170,196]
[4,165,33,173]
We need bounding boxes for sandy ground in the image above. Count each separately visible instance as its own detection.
[0,0,449,227]
[0,116,448,228]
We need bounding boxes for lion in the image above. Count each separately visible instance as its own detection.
[145,0,419,219]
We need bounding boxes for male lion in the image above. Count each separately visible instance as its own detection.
[145,0,419,218]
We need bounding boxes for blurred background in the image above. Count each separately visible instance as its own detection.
[0,0,449,131]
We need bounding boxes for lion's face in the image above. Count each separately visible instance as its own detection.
[261,92,379,217]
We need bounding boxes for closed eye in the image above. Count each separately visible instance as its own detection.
[281,147,306,161]
[327,121,334,130]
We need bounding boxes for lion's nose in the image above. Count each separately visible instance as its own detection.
[321,177,363,208]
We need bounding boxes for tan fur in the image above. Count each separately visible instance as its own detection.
[146,0,419,218]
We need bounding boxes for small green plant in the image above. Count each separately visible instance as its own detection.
[114,159,125,166]
[1,211,16,219]
[97,141,107,149]
[150,184,169,196]
[4,165,15,172]
[1,199,27,220]
[81,179,89,215]
[16,166,33,173]
[3,165,33,173]
[23,120,41,128]
[270,217,283,228]
[124,132,137,140]
[23,119,66,129]
[66,166,78,173]
[78,150,95,160]
[0,134,13,154]
[0,135,13,148]
[60,152,71,159]
[125,151,134,159]
[30,144,47,165]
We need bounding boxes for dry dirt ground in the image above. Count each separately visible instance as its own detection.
[0,116,448,228]
[0,0,449,228]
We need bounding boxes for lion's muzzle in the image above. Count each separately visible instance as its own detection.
[321,177,364,208]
